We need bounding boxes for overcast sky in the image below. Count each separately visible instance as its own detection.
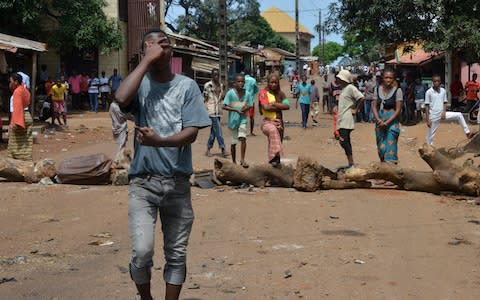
[166,1,344,47]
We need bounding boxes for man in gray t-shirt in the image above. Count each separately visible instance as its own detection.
[115,29,210,300]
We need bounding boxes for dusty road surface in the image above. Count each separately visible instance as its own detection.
[1,78,480,300]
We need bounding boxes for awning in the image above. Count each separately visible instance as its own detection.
[386,49,443,65]
[0,33,47,52]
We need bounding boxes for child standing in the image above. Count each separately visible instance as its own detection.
[223,74,252,168]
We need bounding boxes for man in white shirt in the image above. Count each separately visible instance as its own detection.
[99,70,111,110]
[17,64,30,90]
[425,75,474,145]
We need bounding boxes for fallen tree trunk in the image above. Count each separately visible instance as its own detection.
[0,157,56,183]
[214,158,294,187]
[419,143,480,196]
[345,162,449,194]
[438,132,480,159]
[214,157,372,191]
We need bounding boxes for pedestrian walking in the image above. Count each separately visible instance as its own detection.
[297,76,311,128]
[204,68,229,157]
[114,29,211,300]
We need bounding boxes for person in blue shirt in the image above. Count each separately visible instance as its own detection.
[297,76,312,128]
[114,29,211,300]
[109,68,123,97]
[223,74,253,167]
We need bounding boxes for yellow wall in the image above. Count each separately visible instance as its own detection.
[99,0,129,77]
[38,0,129,79]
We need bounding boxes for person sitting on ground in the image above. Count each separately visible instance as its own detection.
[425,74,474,145]
[223,73,252,168]
[259,73,290,167]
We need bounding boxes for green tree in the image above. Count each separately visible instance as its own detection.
[0,0,122,55]
[341,30,383,63]
[312,41,344,64]
[174,0,294,52]
[326,0,480,63]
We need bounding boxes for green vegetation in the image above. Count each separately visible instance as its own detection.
[0,0,122,55]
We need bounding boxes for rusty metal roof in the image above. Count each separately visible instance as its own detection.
[0,33,47,52]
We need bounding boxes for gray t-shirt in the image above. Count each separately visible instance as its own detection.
[125,74,211,176]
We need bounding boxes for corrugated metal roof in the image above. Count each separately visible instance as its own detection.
[386,49,443,65]
[0,33,47,52]
[261,6,313,36]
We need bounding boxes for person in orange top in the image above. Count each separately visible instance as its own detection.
[464,73,480,113]
[259,73,290,167]
[8,73,33,161]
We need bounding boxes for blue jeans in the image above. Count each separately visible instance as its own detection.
[300,103,310,128]
[207,116,225,149]
[89,92,98,112]
[128,174,193,285]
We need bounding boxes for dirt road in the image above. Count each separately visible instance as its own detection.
[1,78,480,299]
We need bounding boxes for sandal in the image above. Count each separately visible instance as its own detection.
[205,150,213,157]
[221,150,230,158]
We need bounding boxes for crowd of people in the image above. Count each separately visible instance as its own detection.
[202,63,480,171]
[38,67,124,117]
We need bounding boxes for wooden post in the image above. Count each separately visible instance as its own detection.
[218,0,228,87]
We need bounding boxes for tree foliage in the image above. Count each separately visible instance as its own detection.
[312,41,344,64]
[326,0,480,63]
[173,0,294,52]
[0,0,122,55]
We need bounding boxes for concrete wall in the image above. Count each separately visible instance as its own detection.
[38,51,61,80]
[38,0,129,79]
[99,0,129,78]
[280,32,312,56]
[98,22,129,78]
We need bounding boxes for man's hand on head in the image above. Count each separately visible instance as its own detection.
[143,37,171,64]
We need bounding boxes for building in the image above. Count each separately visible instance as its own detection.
[261,6,314,56]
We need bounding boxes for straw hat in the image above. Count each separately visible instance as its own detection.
[336,69,352,83]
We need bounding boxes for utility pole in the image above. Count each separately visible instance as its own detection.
[295,0,300,75]
[322,21,326,69]
[318,9,322,66]
[219,0,228,86]
[159,0,166,31]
